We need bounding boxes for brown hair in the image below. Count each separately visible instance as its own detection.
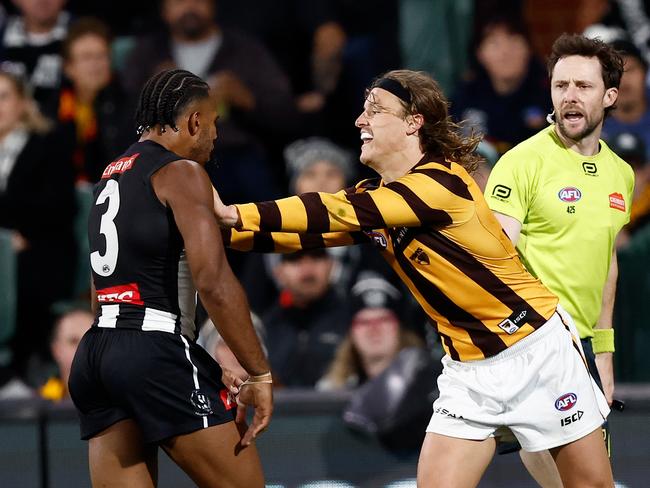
[322,328,424,390]
[547,34,624,116]
[0,71,51,134]
[62,17,112,62]
[370,70,482,173]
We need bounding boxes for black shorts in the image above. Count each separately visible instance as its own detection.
[496,336,609,455]
[69,327,236,443]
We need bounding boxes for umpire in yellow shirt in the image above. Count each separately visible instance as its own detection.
[485,34,634,487]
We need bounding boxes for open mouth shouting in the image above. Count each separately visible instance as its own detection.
[562,108,584,126]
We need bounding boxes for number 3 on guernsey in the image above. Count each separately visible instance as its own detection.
[90,179,120,277]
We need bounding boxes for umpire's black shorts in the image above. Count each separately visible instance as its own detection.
[69,327,236,443]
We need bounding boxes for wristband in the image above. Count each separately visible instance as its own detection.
[591,328,615,354]
[241,372,273,387]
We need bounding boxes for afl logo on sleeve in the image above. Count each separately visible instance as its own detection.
[491,184,512,200]
[364,231,388,249]
[558,187,581,202]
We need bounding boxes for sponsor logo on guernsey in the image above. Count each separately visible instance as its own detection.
[96,283,144,305]
[609,192,626,212]
[190,389,213,416]
[364,231,388,249]
[555,392,578,411]
[497,309,527,335]
[491,184,512,200]
[582,162,598,175]
[101,153,140,179]
[558,187,581,202]
[219,388,236,411]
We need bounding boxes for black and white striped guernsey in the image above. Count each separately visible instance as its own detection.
[88,140,198,339]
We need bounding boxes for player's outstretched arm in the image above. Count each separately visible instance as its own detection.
[153,159,273,445]
[231,169,473,234]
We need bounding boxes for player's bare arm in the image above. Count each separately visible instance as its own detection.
[153,159,272,445]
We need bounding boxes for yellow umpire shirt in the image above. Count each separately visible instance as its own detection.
[485,124,634,339]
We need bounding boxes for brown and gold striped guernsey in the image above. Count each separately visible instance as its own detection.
[227,155,559,361]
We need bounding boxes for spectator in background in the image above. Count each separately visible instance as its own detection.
[262,249,351,388]
[221,0,401,151]
[318,274,424,391]
[39,307,92,401]
[57,17,131,184]
[583,0,650,67]
[320,274,439,452]
[218,0,346,117]
[0,70,76,379]
[198,314,267,382]
[238,136,401,319]
[602,39,650,160]
[399,0,473,98]
[241,137,356,315]
[323,0,401,149]
[120,0,297,204]
[608,132,650,244]
[0,0,71,117]
[64,0,158,37]
[451,14,549,155]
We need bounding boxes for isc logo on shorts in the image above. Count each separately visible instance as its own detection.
[560,410,584,427]
[555,392,578,411]
[558,187,581,202]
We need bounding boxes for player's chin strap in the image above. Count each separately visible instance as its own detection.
[240,372,273,388]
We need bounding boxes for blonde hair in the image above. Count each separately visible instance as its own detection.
[322,328,424,390]
[0,71,52,134]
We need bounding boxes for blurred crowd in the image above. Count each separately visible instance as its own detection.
[0,0,649,443]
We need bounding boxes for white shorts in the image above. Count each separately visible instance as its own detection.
[426,306,609,452]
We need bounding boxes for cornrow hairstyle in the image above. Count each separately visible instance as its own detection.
[134,69,210,135]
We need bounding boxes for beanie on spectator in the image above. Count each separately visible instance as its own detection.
[349,275,402,320]
[284,137,355,192]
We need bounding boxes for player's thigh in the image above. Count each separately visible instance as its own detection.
[550,428,613,488]
[88,419,158,488]
[161,420,264,488]
[417,432,495,488]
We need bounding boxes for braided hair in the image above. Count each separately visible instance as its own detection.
[134,69,210,135]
